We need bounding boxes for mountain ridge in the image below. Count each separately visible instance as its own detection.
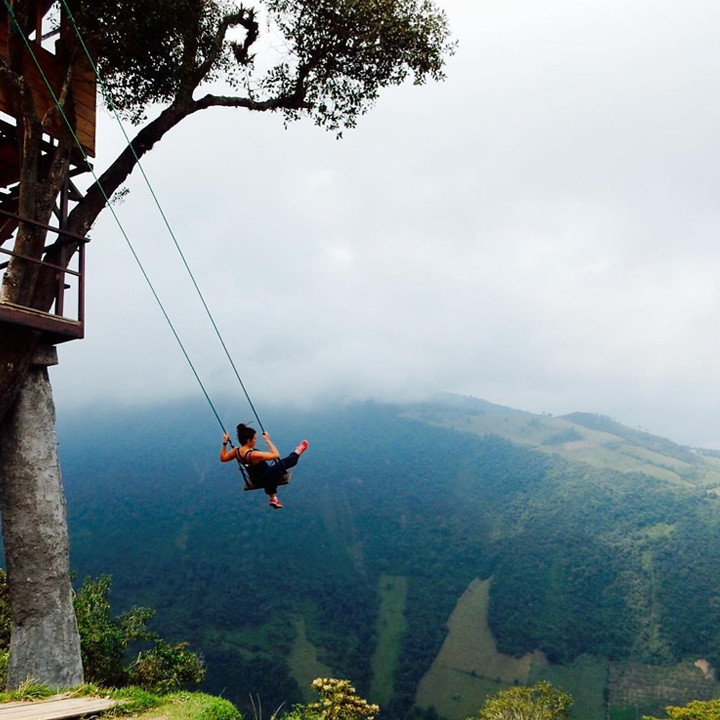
[402,395,720,488]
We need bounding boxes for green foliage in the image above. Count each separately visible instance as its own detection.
[102,685,164,716]
[246,693,286,720]
[70,0,237,118]
[644,699,720,720]
[0,650,7,690]
[98,687,237,720]
[0,679,56,701]
[264,0,455,132]
[15,680,54,699]
[0,682,107,704]
[0,570,205,699]
[74,575,155,686]
[70,0,454,131]
[73,575,205,692]
[149,691,241,720]
[131,641,206,693]
[0,683,237,720]
[473,682,572,720]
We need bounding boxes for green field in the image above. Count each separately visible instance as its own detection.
[289,616,333,701]
[414,579,609,720]
[411,578,720,720]
[370,575,408,705]
[530,654,608,720]
[607,661,720,719]
[415,578,534,720]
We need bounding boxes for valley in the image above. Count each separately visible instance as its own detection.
[53,396,720,719]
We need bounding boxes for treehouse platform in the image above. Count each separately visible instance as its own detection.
[0,209,88,344]
[0,1,97,345]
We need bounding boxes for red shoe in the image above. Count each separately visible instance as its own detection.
[269,495,283,509]
[294,440,309,456]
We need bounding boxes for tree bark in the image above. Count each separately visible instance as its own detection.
[0,346,83,689]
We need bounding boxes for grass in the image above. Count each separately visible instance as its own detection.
[608,661,720,719]
[369,575,408,705]
[415,578,533,720]
[0,678,57,702]
[288,615,333,702]
[529,654,608,720]
[609,707,642,720]
[0,684,239,720]
[138,692,240,720]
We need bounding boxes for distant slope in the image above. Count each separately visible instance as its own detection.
[402,396,720,487]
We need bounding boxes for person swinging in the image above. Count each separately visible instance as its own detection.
[220,423,309,509]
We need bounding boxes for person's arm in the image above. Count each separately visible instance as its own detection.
[244,431,281,462]
[262,432,281,460]
[220,432,237,462]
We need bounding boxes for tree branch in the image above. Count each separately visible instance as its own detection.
[193,8,258,88]
[67,76,314,238]
[67,102,190,236]
[192,90,311,112]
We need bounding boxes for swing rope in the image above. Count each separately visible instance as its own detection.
[1,0,265,440]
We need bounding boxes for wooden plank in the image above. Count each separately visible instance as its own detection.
[0,302,82,340]
[0,696,118,720]
[0,18,96,156]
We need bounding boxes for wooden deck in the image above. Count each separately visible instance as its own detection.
[0,695,118,720]
[0,302,83,342]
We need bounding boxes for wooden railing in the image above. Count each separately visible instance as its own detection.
[0,210,88,343]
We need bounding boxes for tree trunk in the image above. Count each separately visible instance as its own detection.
[0,346,83,689]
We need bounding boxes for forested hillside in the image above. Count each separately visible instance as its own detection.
[53,396,720,719]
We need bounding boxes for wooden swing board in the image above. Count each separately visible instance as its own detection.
[243,472,292,491]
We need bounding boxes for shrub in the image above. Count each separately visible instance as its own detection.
[644,699,720,720]
[73,575,204,692]
[286,678,379,720]
[473,681,572,720]
[130,641,205,693]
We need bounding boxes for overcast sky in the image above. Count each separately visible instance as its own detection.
[49,0,720,448]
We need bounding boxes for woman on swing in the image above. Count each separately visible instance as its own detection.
[220,423,309,509]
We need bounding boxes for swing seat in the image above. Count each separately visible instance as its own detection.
[242,470,292,492]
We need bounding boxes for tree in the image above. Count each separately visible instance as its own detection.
[473,682,572,720]
[644,699,720,720]
[73,575,157,687]
[0,0,453,688]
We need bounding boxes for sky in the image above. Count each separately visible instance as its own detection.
[49,0,720,448]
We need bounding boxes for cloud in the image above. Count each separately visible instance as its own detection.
[51,0,720,448]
